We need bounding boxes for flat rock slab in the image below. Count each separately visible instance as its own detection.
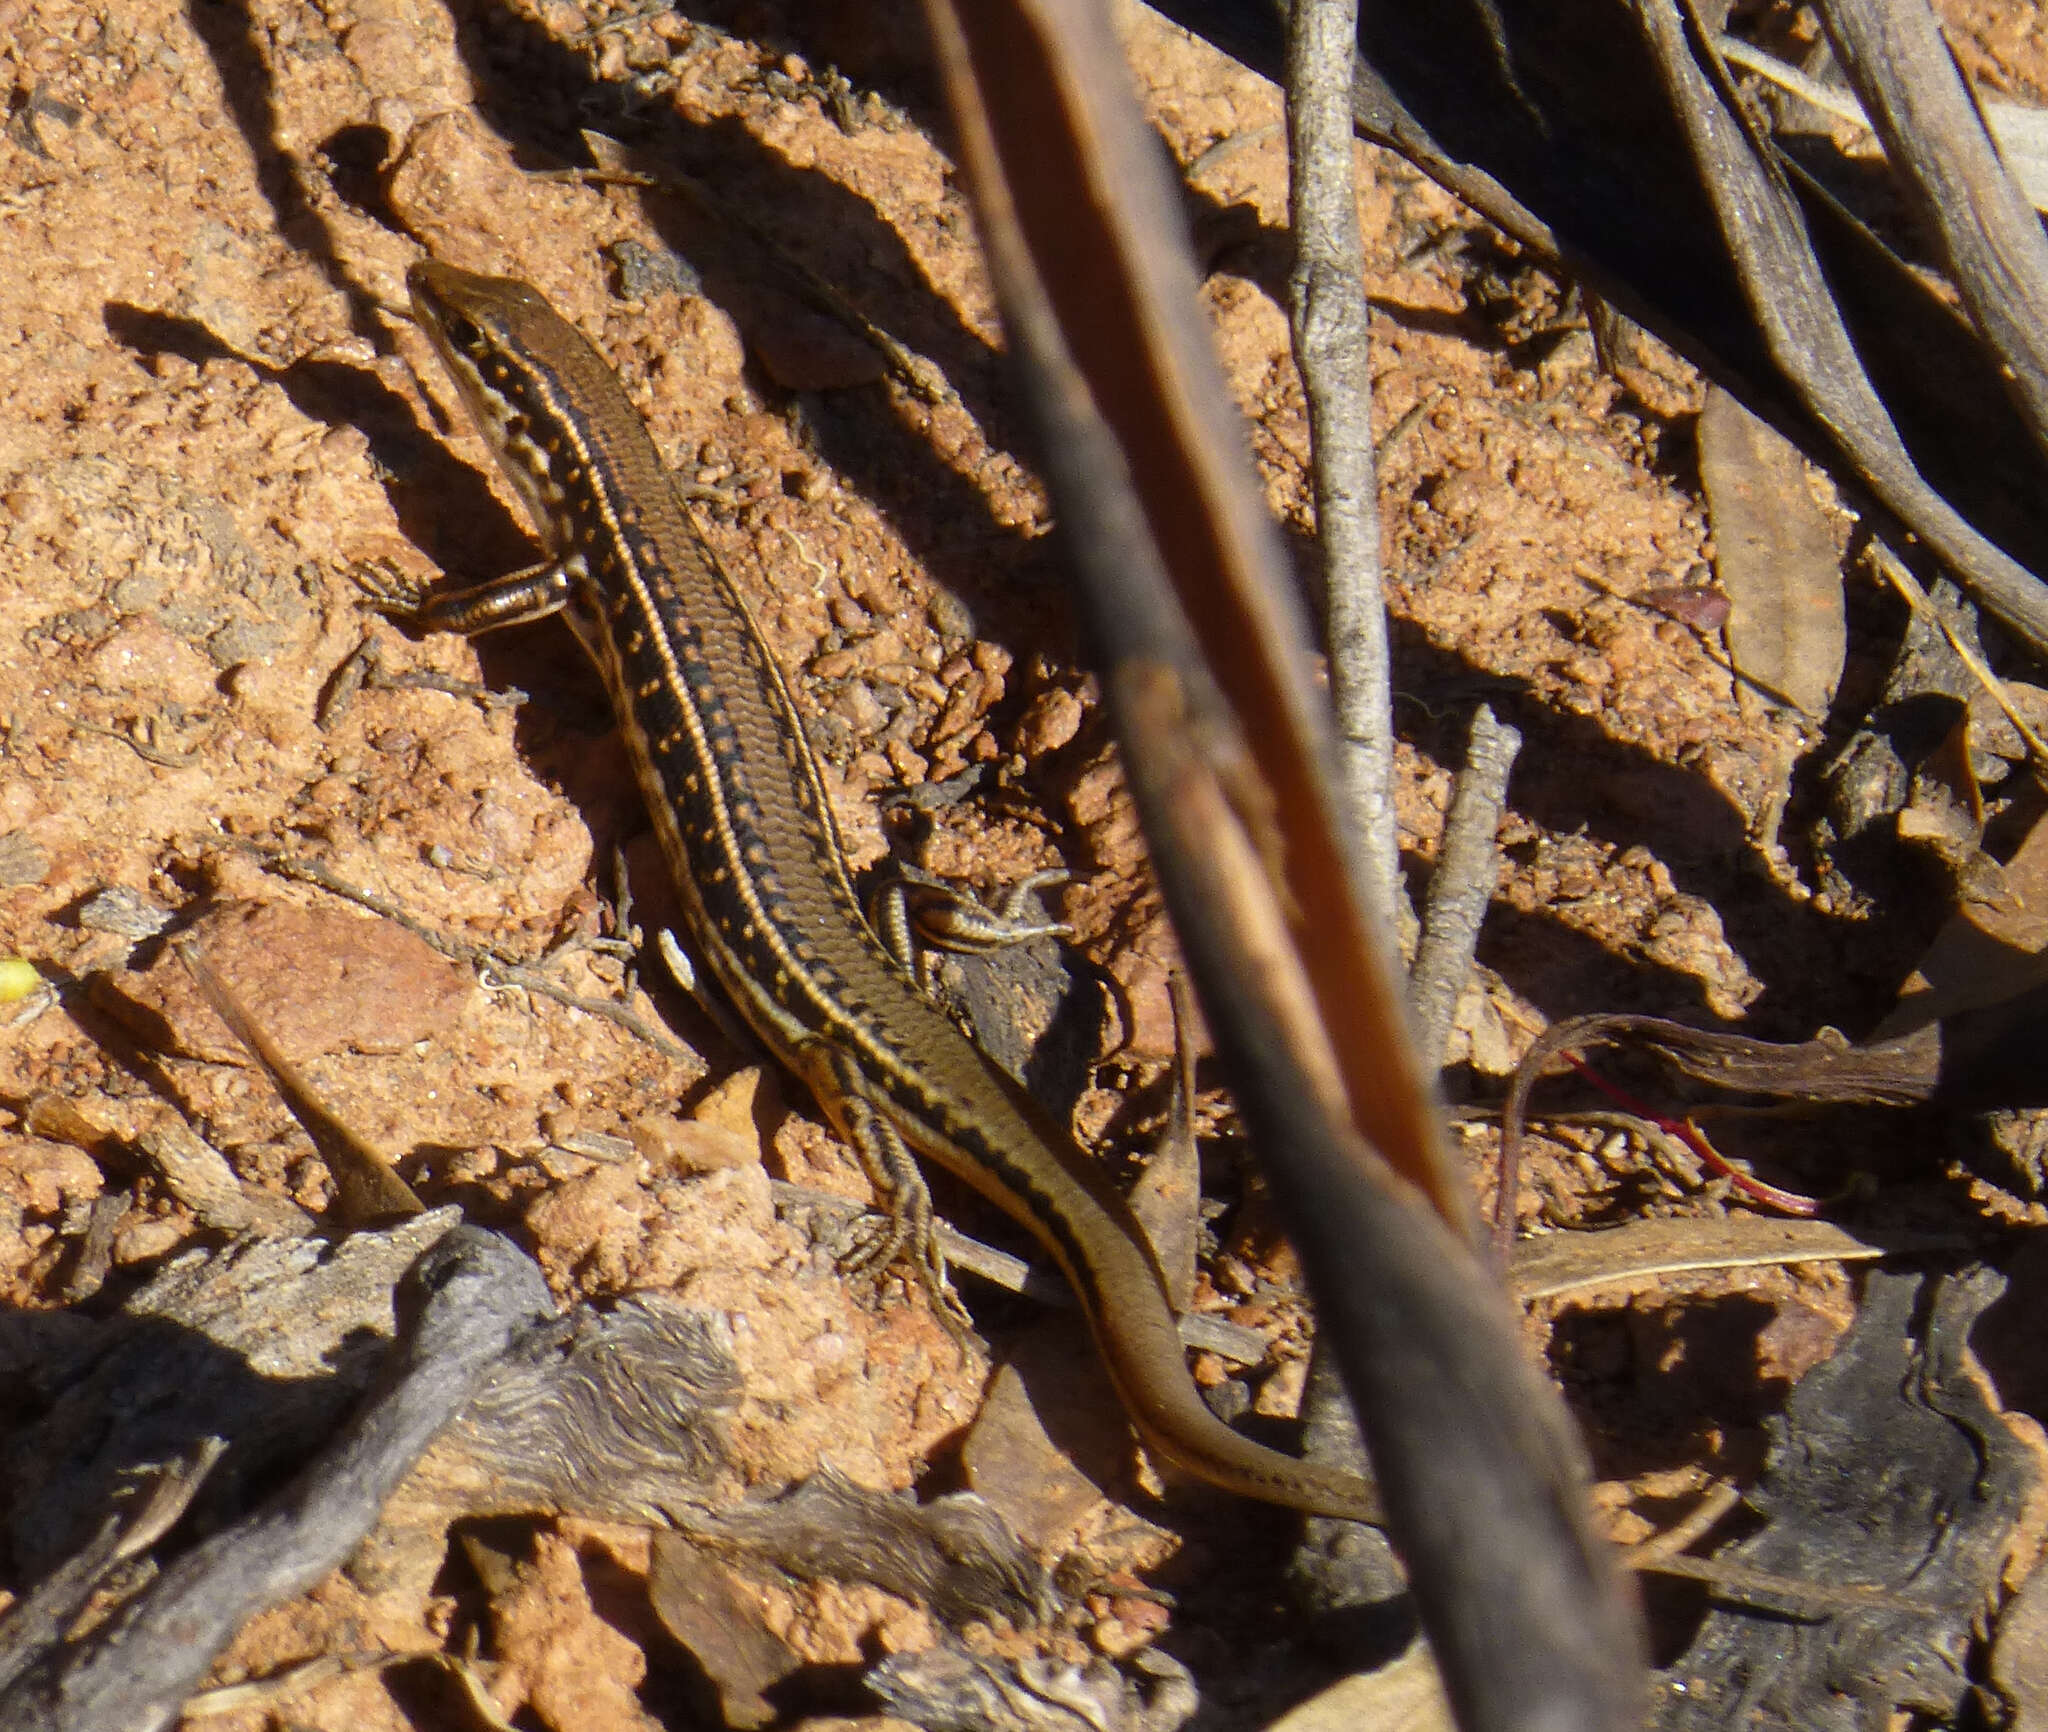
[96,899,474,1061]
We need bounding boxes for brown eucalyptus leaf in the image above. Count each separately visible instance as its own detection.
[1699,385,1846,719]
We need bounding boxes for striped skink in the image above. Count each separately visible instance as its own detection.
[402,260,1381,1526]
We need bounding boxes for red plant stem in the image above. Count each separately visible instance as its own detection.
[1560,1052,1821,1215]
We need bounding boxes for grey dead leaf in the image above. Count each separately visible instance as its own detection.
[1698,385,1847,720]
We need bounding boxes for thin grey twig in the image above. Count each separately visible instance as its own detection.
[1285,0,1405,938]
[1283,0,1414,1621]
[1408,704,1522,1066]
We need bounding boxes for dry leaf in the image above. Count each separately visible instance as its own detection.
[1698,385,1847,719]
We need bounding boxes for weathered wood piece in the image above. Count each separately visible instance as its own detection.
[1655,1266,2033,1729]
[0,1226,556,1732]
